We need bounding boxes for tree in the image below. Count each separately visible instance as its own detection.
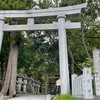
[1,33,19,97]
[0,0,35,97]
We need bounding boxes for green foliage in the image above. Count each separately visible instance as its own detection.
[0,0,34,10]
[12,1,19,9]
[39,0,50,9]
[52,94,77,100]
[78,58,95,74]
[0,1,10,10]
[79,58,93,68]
[12,1,26,10]
[18,30,59,79]
[60,0,85,7]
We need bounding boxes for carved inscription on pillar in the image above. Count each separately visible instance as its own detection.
[95,74,100,95]
[93,49,100,95]
[93,49,100,74]
[83,68,93,99]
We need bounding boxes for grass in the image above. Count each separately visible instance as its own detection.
[52,94,77,100]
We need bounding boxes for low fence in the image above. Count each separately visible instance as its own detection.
[31,79,41,94]
[16,76,41,94]
[72,67,93,99]
[72,75,83,97]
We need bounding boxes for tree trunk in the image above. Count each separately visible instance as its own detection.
[9,44,18,97]
[2,61,7,81]
[67,38,74,74]
[1,33,19,97]
[1,47,13,95]
[45,76,48,94]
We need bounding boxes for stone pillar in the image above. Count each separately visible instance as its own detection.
[71,74,77,96]
[47,94,53,100]
[93,49,100,74]
[27,18,34,25]
[22,77,28,93]
[0,93,3,100]
[0,16,5,52]
[95,74,100,95]
[93,49,100,95]
[57,14,70,94]
[37,81,40,94]
[35,81,37,94]
[32,80,35,93]
[83,67,93,99]
[41,84,45,94]
[16,77,23,93]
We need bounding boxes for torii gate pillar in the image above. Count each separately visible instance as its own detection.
[57,14,70,94]
[0,16,5,52]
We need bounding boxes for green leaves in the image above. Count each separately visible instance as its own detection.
[0,1,10,10]
[79,58,93,68]
[60,0,85,7]
[0,0,33,10]
[12,1,26,10]
[12,1,19,9]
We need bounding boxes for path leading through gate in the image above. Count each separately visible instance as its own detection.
[78,96,100,100]
[6,95,100,100]
[7,95,53,100]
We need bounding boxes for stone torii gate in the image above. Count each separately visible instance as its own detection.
[0,3,87,94]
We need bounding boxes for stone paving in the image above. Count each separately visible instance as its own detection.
[78,96,100,100]
[7,95,53,100]
[4,95,100,100]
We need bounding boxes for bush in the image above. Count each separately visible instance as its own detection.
[52,94,77,100]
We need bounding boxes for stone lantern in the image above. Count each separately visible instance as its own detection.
[22,77,28,93]
[31,79,35,93]
[16,76,23,94]
[37,81,40,94]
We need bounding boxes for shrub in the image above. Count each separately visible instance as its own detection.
[52,94,77,100]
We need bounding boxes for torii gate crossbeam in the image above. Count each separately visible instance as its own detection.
[0,3,87,94]
[0,3,87,18]
[3,22,81,31]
